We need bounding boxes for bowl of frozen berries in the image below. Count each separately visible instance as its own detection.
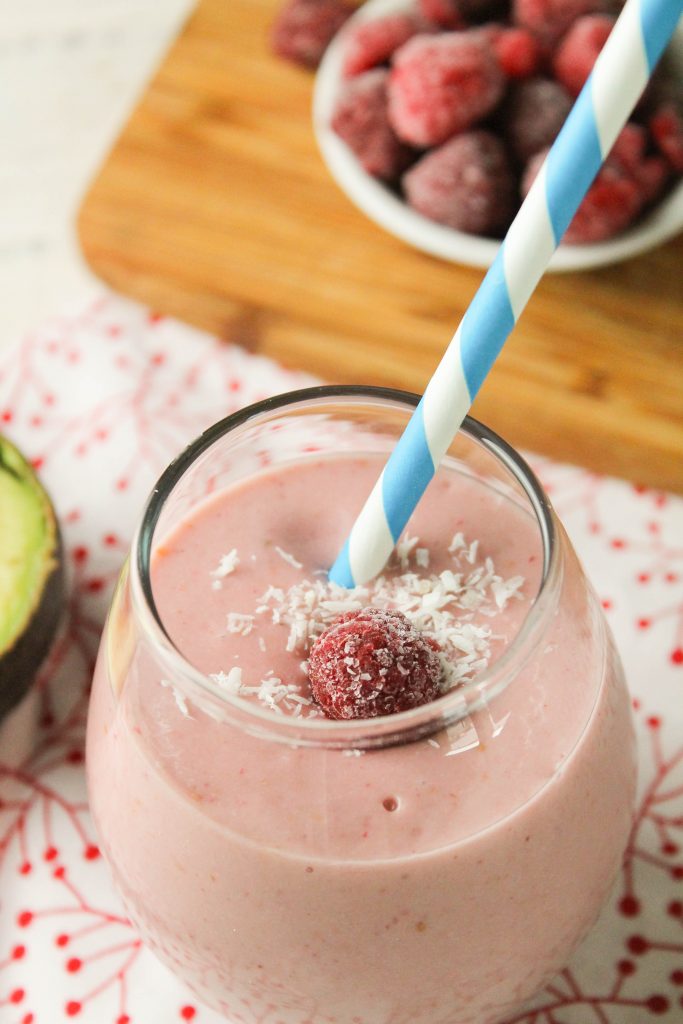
[309,0,683,270]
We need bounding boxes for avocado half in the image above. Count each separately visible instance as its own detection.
[0,435,64,721]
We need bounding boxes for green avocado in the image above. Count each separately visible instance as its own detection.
[0,435,64,720]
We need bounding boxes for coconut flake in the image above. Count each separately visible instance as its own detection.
[210,549,240,579]
[275,546,303,570]
[416,548,430,568]
[160,678,190,717]
[210,667,244,694]
[226,613,255,636]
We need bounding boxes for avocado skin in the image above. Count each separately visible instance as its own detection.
[0,443,65,723]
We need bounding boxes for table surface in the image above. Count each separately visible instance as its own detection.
[77,0,683,492]
[0,0,191,347]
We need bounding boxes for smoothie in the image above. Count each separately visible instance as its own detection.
[87,415,636,1024]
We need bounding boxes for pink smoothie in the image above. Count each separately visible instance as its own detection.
[87,454,636,1024]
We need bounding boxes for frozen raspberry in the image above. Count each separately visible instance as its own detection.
[506,77,572,162]
[388,32,506,147]
[493,27,541,78]
[419,0,505,26]
[522,140,643,242]
[271,0,353,69]
[609,123,671,205]
[553,15,615,96]
[512,0,605,51]
[609,122,646,174]
[650,100,683,172]
[634,156,670,205]
[404,130,515,235]
[308,608,443,720]
[343,14,424,78]
[418,0,466,27]
[332,69,414,181]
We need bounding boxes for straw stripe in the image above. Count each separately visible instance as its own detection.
[503,162,556,320]
[329,0,682,588]
[592,0,649,152]
[422,326,471,462]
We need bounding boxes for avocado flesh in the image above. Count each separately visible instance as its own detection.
[0,436,63,719]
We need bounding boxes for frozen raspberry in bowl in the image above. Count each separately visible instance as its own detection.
[331,69,415,180]
[271,0,353,69]
[388,31,506,146]
[505,77,573,162]
[342,12,425,77]
[553,14,616,96]
[308,608,443,720]
[312,0,683,269]
[512,0,605,52]
[403,131,515,234]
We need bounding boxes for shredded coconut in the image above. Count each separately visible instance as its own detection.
[274,546,303,570]
[204,532,524,720]
[248,533,524,693]
[210,667,244,695]
[160,678,190,717]
[226,613,255,636]
[416,547,430,568]
[210,549,240,579]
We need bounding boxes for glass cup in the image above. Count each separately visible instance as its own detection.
[86,386,636,1024]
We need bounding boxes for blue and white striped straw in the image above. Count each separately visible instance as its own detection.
[330,0,682,588]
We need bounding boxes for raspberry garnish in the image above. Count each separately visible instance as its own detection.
[343,13,423,78]
[308,608,443,720]
[388,32,505,147]
[403,130,515,235]
[331,69,415,181]
[270,0,352,69]
[505,77,572,162]
[553,14,615,96]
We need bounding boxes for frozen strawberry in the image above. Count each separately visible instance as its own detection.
[403,130,515,234]
[506,77,572,162]
[650,100,683,172]
[388,32,506,146]
[512,0,605,51]
[332,69,414,180]
[553,14,615,96]
[522,142,643,243]
[343,13,423,78]
[271,0,353,69]
[308,608,443,720]
[494,27,541,78]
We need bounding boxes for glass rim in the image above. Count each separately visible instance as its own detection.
[130,385,562,749]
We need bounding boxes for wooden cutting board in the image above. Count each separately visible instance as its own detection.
[78,0,683,491]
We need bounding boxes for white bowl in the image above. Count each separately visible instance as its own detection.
[313,0,683,272]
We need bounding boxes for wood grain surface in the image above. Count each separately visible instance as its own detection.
[78,0,683,491]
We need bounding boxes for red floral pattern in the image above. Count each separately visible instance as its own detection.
[0,295,680,1023]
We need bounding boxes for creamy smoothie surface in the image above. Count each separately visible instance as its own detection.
[87,453,636,1024]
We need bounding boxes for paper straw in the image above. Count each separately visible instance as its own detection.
[329,0,682,588]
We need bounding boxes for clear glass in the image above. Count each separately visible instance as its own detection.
[86,387,636,1024]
